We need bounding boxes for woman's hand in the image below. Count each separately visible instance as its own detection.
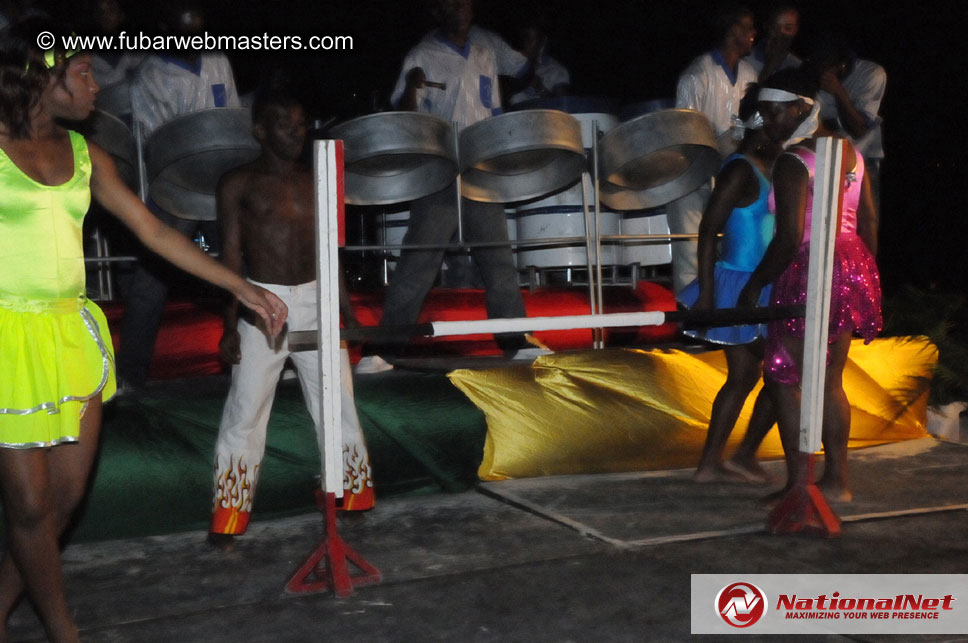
[235,282,288,337]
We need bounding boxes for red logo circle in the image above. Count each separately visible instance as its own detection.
[716,582,767,628]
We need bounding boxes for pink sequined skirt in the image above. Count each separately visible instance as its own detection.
[764,234,882,385]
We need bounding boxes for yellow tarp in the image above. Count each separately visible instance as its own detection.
[448,337,937,480]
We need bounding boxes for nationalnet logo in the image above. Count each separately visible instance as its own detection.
[716,582,767,627]
[776,591,955,621]
[693,575,968,634]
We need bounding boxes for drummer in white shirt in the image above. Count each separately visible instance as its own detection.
[390,2,528,127]
[117,1,241,390]
[357,0,532,372]
[667,4,758,294]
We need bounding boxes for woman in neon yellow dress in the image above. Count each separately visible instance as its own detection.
[0,20,288,642]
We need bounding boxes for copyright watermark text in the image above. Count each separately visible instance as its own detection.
[36,30,353,53]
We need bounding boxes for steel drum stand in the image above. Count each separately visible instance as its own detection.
[587,120,606,348]
[580,172,603,347]
[89,228,114,300]
[453,122,466,254]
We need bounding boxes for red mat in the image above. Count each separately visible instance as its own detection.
[100,283,677,381]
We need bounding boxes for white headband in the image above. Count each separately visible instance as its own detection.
[757,87,815,106]
[785,99,821,148]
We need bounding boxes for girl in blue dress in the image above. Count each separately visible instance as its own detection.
[678,86,784,483]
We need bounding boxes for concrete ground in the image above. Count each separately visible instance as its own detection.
[7,437,967,642]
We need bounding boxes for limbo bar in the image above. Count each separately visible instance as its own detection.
[290,305,804,349]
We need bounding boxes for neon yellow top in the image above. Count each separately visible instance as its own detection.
[0,130,92,302]
[0,130,116,448]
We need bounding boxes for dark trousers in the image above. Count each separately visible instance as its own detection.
[116,208,218,387]
[379,184,527,352]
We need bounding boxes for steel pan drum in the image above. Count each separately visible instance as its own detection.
[509,99,621,269]
[331,112,457,206]
[86,110,137,188]
[620,207,672,267]
[618,98,674,122]
[145,108,259,221]
[459,109,585,204]
[516,189,621,269]
[597,109,719,211]
[513,96,620,147]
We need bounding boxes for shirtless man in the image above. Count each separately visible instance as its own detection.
[208,93,373,550]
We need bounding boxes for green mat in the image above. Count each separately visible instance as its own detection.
[3,372,487,543]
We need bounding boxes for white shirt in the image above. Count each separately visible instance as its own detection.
[92,52,145,89]
[131,53,240,137]
[819,58,886,160]
[470,27,529,78]
[675,51,758,153]
[390,27,510,130]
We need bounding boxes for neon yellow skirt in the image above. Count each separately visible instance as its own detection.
[0,296,116,448]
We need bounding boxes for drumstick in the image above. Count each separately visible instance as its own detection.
[424,80,447,90]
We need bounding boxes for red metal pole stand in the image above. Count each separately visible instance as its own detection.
[766,452,841,538]
[285,489,382,597]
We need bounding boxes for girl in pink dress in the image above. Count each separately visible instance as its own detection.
[740,71,880,502]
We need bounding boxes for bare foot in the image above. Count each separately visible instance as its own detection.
[817,479,853,503]
[723,458,771,484]
[693,464,749,483]
[206,533,237,552]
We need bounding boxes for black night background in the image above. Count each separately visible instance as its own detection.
[46,0,968,301]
